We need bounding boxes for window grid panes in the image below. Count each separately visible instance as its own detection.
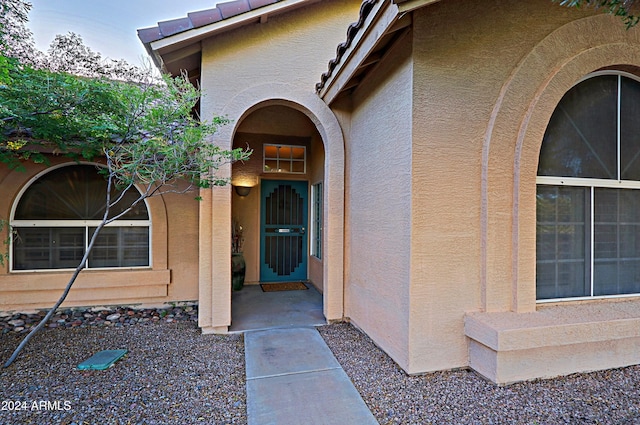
[11,164,150,271]
[537,72,640,301]
[263,144,306,174]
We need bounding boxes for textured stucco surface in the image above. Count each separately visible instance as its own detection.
[336,0,640,380]
[8,0,640,384]
[345,32,413,369]
[0,158,200,311]
[198,0,359,331]
[465,300,640,383]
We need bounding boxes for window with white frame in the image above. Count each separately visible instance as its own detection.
[311,182,323,259]
[537,72,640,301]
[263,144,306,174]
[11,164,150,271]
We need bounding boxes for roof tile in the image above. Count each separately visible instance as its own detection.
[138,0,286,46]
[316,0,378,93]
[158,17,194,37]
[217,0,251,19]
[249,0,279,9]
[137,26,163,44]
[188,8,224,28]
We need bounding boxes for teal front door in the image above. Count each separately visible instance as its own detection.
[260,180,308,282]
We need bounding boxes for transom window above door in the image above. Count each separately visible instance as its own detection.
[263,144,306,174]
[536,72,640,301]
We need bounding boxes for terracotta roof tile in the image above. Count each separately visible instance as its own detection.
[316,0,378,93]
[138,0,286,44]
[137,27,163,44]
[158,17,194,37]
[249,0,280,8]
[217,0,251,19]
[188,8,224,28]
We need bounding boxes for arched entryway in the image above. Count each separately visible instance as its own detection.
[229,104,326,330]
[197,84,345,334]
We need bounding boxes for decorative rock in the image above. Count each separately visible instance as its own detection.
[0,304,198,333]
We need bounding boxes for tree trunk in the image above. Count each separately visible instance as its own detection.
[3,222,106,368]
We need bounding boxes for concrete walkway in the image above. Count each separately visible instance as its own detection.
[245,327,379,425]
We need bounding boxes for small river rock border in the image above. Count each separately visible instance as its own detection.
[0,304,198,334]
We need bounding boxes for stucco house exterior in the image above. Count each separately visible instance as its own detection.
[4,0,640,384]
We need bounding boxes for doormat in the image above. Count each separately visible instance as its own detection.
[77,349,127,370]
[260,282,308,292]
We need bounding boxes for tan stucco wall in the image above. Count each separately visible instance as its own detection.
[339,0,640,379]
[198,0,359,331]
[410,0,640,378]
[345,31,414,368]
[0,158,200,312]
[404,0,565,374]
[471,4,640,382]
[308,131,326,292]
[200,0,361,110]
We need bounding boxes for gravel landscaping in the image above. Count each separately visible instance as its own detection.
[319,323,640,425]
[3,309,640,425]
[0,309,245,425]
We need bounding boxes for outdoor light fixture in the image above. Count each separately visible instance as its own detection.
[234,185,252,197]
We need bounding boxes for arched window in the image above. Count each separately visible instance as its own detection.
[537,72,640,301]
[11,164,150,271]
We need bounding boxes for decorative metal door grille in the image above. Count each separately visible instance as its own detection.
[261,181,308,281]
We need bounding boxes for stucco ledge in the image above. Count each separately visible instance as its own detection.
[0,269,171,311]
[464,299,640,384]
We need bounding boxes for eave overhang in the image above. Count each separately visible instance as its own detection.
[316,0,443,104]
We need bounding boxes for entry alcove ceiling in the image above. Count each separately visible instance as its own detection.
[236,105,316,137]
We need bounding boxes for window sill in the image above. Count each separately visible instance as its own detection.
[0,269,171,310]
[464,299,640,384]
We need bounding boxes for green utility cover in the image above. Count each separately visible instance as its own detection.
[77,349,127,370]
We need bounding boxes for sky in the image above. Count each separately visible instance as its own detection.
[27,0,217,67]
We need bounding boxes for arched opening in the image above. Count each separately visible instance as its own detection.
[198,83,344,334]
[229,104,327,330]
[468,15,640,383]
[536,71,640,301]
[479,13,640,313]
[11,163,151,271]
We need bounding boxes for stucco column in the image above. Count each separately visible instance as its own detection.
[199,159,233,334]
[198,187,213,330]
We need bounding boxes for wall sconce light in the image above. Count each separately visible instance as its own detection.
[234,185,252,197]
